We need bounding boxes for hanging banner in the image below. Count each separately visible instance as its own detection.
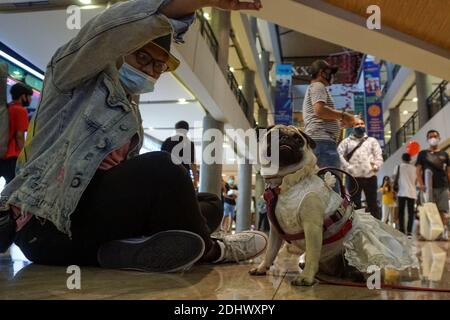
[326,52,364,84]
[274,64,293,125]
[363,61,385,147]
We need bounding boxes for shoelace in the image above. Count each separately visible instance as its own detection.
[222,235,254,264]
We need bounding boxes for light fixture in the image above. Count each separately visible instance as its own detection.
[13,71,21,75]
[229,67,235,73]
[0,50,44,80]
[203,12,211,20]
[238,85,243,90]
[148,127,155,130]
[79,0,92,4]
[177,98,188,104]
[403,110,409,115]
[412,97,418,102]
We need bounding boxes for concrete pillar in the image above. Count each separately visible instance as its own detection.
[211,8,231,75]
[415,71,433,129]
[389,107,401,151]
[199,114,224,197]
[385,62,394,87]
[248,16,258,42]
[243,68,256,124]
[260,50,271,85]
[254,107,269,230]
[236,161,253,232]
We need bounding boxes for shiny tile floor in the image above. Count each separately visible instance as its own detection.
[1,240,450,300]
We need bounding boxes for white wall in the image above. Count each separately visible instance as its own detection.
[379,101,450,181]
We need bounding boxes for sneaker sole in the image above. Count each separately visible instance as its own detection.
[97,230,205,273]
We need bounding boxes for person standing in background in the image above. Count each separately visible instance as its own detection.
[161,120,198,189]
[379,176,396,226]
[0,83,31,184]
[221,176,238,233]
[394,153,417,237]
[338,118,383,219]
[416,130,450,240]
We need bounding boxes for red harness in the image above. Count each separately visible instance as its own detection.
[263,169,355,245]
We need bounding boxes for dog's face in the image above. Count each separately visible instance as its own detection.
[260,125,316,176]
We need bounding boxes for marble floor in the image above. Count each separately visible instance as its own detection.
[1,240,450,300]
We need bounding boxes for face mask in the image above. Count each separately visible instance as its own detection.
[353,127,366,137]
[428,138,440,147]
[228,179,235,185]
[22,96,31,107]
[119,62,157,94]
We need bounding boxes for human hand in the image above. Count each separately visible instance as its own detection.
[208,0,263,11]
[341,112,355,128]
[419,184,426,192]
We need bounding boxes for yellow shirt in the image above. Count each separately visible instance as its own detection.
[381,187,395,205]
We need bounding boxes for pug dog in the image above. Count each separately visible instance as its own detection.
[249,125,418,286]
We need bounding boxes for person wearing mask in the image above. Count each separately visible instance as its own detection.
[221,176,238,233]
[416,130,450,241]
[338,118,384,219]
[0,0,268,271]
[303,60,355,169]
[394,153,417,237]
[0,83,31,185]
[161,120,198,189]
[379,176,396,226]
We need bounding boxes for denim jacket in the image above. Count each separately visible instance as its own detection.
[0,0,194,236]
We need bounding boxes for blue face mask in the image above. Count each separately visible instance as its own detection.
[228,179,235,185]
[353,127,366,137]
[119,62,157,94]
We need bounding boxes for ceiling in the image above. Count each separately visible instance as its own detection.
[323,0,450,52]
[277,26,363,85]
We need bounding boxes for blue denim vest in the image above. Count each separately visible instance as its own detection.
[0,0,193,236]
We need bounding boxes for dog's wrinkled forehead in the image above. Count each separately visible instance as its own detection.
[265,125,315,150]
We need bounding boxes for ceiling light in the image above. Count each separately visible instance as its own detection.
[403,110,409,115]
[13,71,21,75]
[238,85,243,90]
[177,98,188,104]
[412,97,418,102]
[203,12,211,20]
[79,0,92,4]
[148,127,154,130]
[229,67,235,73]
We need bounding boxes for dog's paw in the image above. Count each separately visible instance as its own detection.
[291,275,317,286]
[249,267,268,276]
[323,172,337,189]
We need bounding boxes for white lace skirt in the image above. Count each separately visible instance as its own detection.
[343,210,420,273]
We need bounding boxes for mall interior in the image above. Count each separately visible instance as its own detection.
[0,0,450,300]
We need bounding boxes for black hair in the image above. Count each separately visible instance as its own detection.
[382,176,392,192]
[10,83,33,100]
[402,153,411,162]
[426,130,440,138]
[175,120,189,131]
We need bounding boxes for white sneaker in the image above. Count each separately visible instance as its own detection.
[214,230,268,263]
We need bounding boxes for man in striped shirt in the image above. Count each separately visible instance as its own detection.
[303,60,355,169]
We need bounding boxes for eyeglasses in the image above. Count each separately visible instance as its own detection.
[135,50,169,74]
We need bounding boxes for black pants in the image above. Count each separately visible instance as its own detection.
[258,213,269,232]
[348,176,381,220]
[0,157,17,184]
[14,152,223,266]
[398,197,415,234]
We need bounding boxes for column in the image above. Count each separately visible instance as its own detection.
[389,107,400,151]
[254,107,268,230]
[260,50,271,84]
[415,71,433,129]
[199,114,224,197]
[242,68,256,123]
[235,68,257,231]
[211,8,231,75]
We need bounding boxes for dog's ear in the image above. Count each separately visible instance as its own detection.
[298,130,316,149]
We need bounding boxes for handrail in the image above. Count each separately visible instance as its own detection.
[196,10,219,61]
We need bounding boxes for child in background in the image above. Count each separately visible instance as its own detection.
[380,176,396,227]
